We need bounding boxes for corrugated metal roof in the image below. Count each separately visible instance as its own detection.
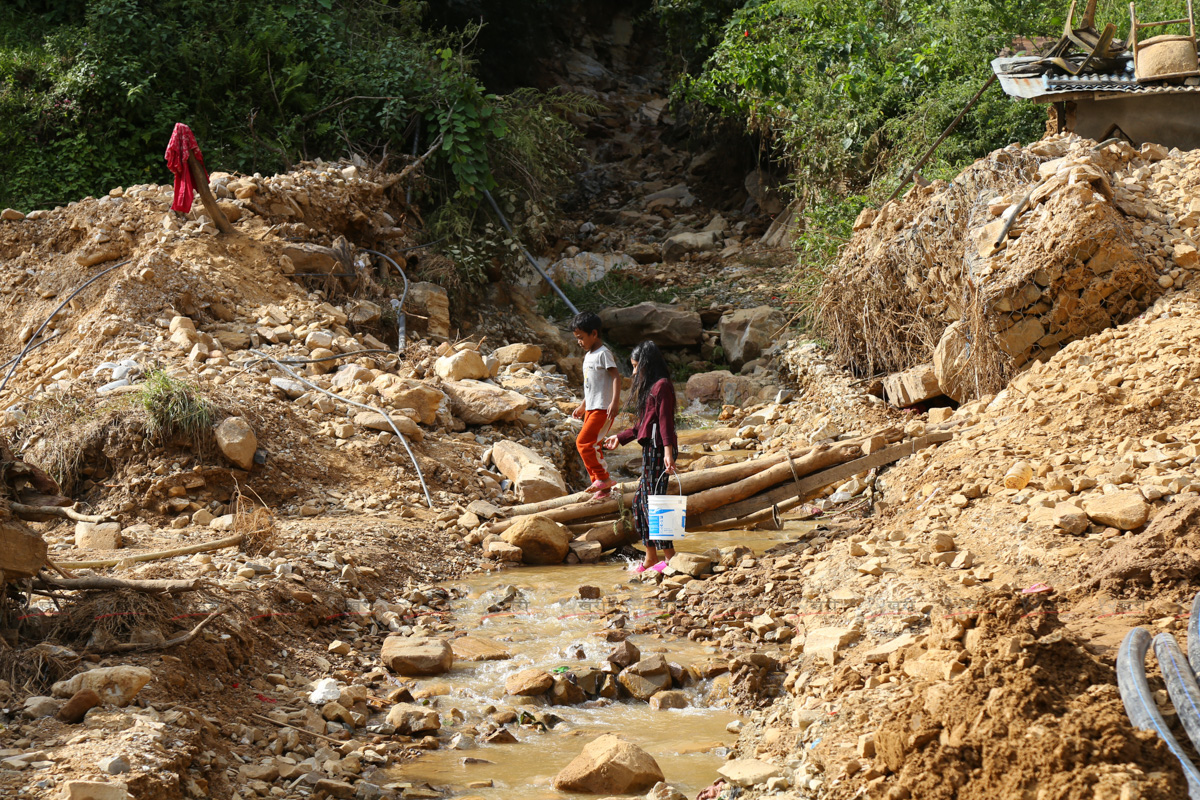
[992,55,1200,100]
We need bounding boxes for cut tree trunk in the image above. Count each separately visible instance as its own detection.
[692,433,952,528]
[685,440,866,516]
[0,518,49,579]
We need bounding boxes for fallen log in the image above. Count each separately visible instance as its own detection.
[692,432,952,528]
[686,440,866,516]
[32,575,206,594]
[501,443,831,518]
[575,518,634,550]
[487,428,902,534]
[56,533,244,570]
[687,497,805,533]
[10,502,109,524]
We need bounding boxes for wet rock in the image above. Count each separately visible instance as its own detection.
[505,668,554,696]
[667,553,712,577]
[648,690,688,710]
[451,636,512,662]
[442,380,532,425]
[385,703,440,735]
[501,515,571,565]
[75,521,122,550]
[551,674,587,705]
[607,640,641,668]
[57,689,101,723]
[1084,491,1150,530]
[569,540,603,562]
[435,349,490,381]
[619,655,672,701]
[381,636,453,676]
[486,540,524,562]
[52,666,152,707]
[494,343,543,366]
[599,303,702,347]
[718,759,782,788]
[578,585,602,600]
[719,306,786,370]
[215,416,257,470]
[553,734,665,794]
[646,782,689,800]
[491,441,568,503]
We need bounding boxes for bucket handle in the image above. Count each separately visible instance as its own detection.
[657,471,683,497]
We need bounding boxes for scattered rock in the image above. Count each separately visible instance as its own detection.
[215,416,257,470]
[385,703,440,735]
[500,515,571,565]
[435,349,490,381]
[718,306,787,369]
[1084,491,1150,530]
[57,689,101,724]
[51,666,152,707]
[505,669,555,696]
[718,759,782,788]
[599,302,702,347]
[381,636,454,676]
[491,440,568,503]
[552,734,665,794]
[74,521,122,550]
[442,380,532,425]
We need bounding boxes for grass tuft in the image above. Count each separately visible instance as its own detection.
[135,370,214,449]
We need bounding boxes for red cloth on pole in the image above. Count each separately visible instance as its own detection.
[164,123,207,214]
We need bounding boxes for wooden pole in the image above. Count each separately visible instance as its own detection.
[692,432,952,528]
[186,154,235,234]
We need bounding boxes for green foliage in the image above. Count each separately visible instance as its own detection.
[0,1,566,219]
[536,271,676,321]
[136,369,214,448]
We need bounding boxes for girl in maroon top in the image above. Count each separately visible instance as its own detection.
[603,341,678,573]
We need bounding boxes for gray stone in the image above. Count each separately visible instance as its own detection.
[599,302,702,347]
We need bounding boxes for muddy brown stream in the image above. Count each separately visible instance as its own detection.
[384,526,807,798]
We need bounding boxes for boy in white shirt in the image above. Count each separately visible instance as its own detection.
[571,311,621,499]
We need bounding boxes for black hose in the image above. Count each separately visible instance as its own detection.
[1155,633,1200,755]
[243,349,396,367]
[0,259,130,394]
[0,333,59,373]
[1117,627,1200,798]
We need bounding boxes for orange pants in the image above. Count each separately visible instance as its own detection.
[576,409,611,484]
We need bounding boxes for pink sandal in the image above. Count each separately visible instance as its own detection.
[631,563,648,574]
[651,562,668,573]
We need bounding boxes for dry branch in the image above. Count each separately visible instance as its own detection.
[99,606,225,653]
[10,503,109,524]
[56,534,244,570]
[33,575,206,594]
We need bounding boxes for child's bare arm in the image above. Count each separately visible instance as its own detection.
[606,367,621,420]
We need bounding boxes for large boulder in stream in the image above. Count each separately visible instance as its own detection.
[552,733,665,793]
[381,636,453,676]
[501,515,571,565]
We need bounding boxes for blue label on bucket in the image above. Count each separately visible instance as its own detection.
[648,508,685,539]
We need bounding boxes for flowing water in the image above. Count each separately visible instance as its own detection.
[385,525,810,799]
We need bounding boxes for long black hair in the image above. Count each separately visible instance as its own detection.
[629,340,673,421]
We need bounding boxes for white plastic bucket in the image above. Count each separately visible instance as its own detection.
[648,493,687,540]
